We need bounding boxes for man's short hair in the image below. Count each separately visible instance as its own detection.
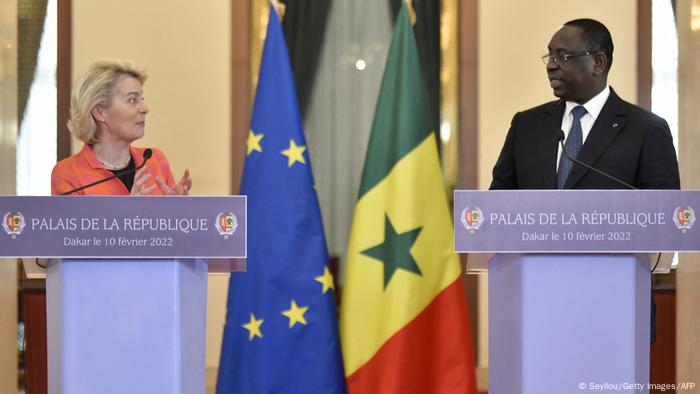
[564,18,614,72]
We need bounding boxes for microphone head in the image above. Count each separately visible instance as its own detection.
[143,148,153,160]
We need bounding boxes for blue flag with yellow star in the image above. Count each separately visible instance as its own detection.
[216,6,346,394]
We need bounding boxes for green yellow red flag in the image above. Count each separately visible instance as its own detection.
[340,4,478,393]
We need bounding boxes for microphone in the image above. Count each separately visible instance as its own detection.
[557,131,637,190]
[61,148,153,195]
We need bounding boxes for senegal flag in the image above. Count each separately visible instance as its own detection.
[340,4,477,393]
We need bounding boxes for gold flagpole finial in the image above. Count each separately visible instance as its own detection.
[405,0,417,25]
[271,0,286,22]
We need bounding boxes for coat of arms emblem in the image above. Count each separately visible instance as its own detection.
[673,206,695,233]
[2,212,26,239]
[461,207,484,233]
[215,212,238,239]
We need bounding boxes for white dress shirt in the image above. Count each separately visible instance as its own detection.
[556,85,611,171]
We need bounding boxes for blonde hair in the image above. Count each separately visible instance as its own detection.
[67,60,147,144]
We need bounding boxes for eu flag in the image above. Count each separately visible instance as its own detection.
[217,6,346,394]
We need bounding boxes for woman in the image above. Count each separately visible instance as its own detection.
[51,60,191,196]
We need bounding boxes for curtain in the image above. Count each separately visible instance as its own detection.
[304,0,393,271]
[281,0,333,117]
[18,0,48,131]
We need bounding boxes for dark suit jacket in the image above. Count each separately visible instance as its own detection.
[490,88,680,190]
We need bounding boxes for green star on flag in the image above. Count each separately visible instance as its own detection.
[361,215,422,289]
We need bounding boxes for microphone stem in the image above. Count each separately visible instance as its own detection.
[60,151,151,195]
[559,140,637,190]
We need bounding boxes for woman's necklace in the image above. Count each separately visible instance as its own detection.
[98,156,130,170]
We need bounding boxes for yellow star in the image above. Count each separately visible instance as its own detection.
[281,139,306,167]
[281,300,309,328]
[242,313,264,340]
[247,130,264,156]
[315,266,335,294]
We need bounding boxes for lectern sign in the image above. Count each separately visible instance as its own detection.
[0,196,246,258]
[454,190,700,252]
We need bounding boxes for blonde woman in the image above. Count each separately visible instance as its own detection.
[51,60,191,196]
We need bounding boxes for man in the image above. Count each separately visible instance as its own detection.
[490,18,679,345]
[490,18,679,190]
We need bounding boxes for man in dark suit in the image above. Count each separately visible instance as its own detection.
[490,18,680,345]
[490,18,680,190]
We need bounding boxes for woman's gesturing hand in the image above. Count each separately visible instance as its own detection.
[130,167,157,195]
[156,169,192,195]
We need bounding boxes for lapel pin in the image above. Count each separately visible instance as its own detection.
[612,123,618,128]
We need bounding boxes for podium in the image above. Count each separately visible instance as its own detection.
[1,196,246,394]
[488,253,650,393]
[46,259,209,393]
[454,190,699,394]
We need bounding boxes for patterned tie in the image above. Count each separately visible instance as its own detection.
[557,105,587,189]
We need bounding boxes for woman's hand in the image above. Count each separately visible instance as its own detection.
[155,169,192,195]
[130,167,157,195]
